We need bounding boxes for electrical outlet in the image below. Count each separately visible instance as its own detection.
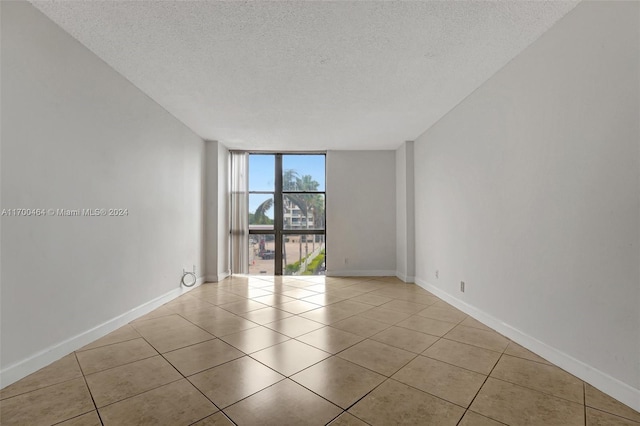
[435,270,439,279]
[460,281,465,292]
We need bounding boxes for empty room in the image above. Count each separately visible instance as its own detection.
[1,1,639,425]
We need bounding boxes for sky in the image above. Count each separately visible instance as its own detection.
[248,154,325,218]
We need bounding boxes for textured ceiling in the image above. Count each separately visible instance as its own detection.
[31,1,579,150]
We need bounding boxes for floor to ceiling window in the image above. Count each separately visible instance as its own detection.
[248,153,325,276]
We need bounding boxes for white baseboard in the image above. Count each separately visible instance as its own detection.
[326,269,397,277]
[414,277,640,412]
[396,272,415,283]
[0,277,205,389]
[204,271,230,283]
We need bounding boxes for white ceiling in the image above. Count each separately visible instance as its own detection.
[31,0,579,151]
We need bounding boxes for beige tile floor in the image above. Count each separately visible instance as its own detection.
[1,275,639,426]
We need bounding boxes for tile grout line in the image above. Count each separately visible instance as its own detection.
[378,376,475,416]
[77,334,142,353]
[582,383,640,423]
[418,352,494,378]
[584,382,587,426]
[73,351,105,426]
[8,276,622,425]
[77,351,160,379]
[224,329,406,420]
[498,351,555,367]
[0,374,80,402]
[93,376,186,411]
[455,340,508,426]
[218,377,289,422]
[586,406,640,424]
[174,349,230,426]
[433,334,507,354]
[194,366,288,417]
[488,372,586,407]
[316,344,424,418]
[83,324,196,414]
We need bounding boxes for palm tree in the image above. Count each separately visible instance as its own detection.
[251,197,278,264]
[253,198,273,225]
[284,174,323,271]
[298,174,319,192]
[280,170,325,273]
[283,169,299,191]
[307,194,325,252]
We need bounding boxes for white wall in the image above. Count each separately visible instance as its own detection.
[413,1,639,409]
[396,141,415,282]
[1,2,206,386]
[217,143,230,279]
[203,140,230,282]
[204,141,218,281]
[326,150,396,276]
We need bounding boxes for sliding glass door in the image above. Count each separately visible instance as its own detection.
[248,153,325,275]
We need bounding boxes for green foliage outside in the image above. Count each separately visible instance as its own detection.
[249,213,274,225]
[250,198,275,225]
[252,169,325,230]
[285,253,310,274]
[286,249,325,275]
[253,167,325,271]
[302,250,325,275]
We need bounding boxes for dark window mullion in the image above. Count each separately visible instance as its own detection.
[274,154,284,275]
[282,191,325,194]
[248,152,325,276]
[281,229,325,235]
[248,229,275,235]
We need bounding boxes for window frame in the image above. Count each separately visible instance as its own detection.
[248,152,326,275]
